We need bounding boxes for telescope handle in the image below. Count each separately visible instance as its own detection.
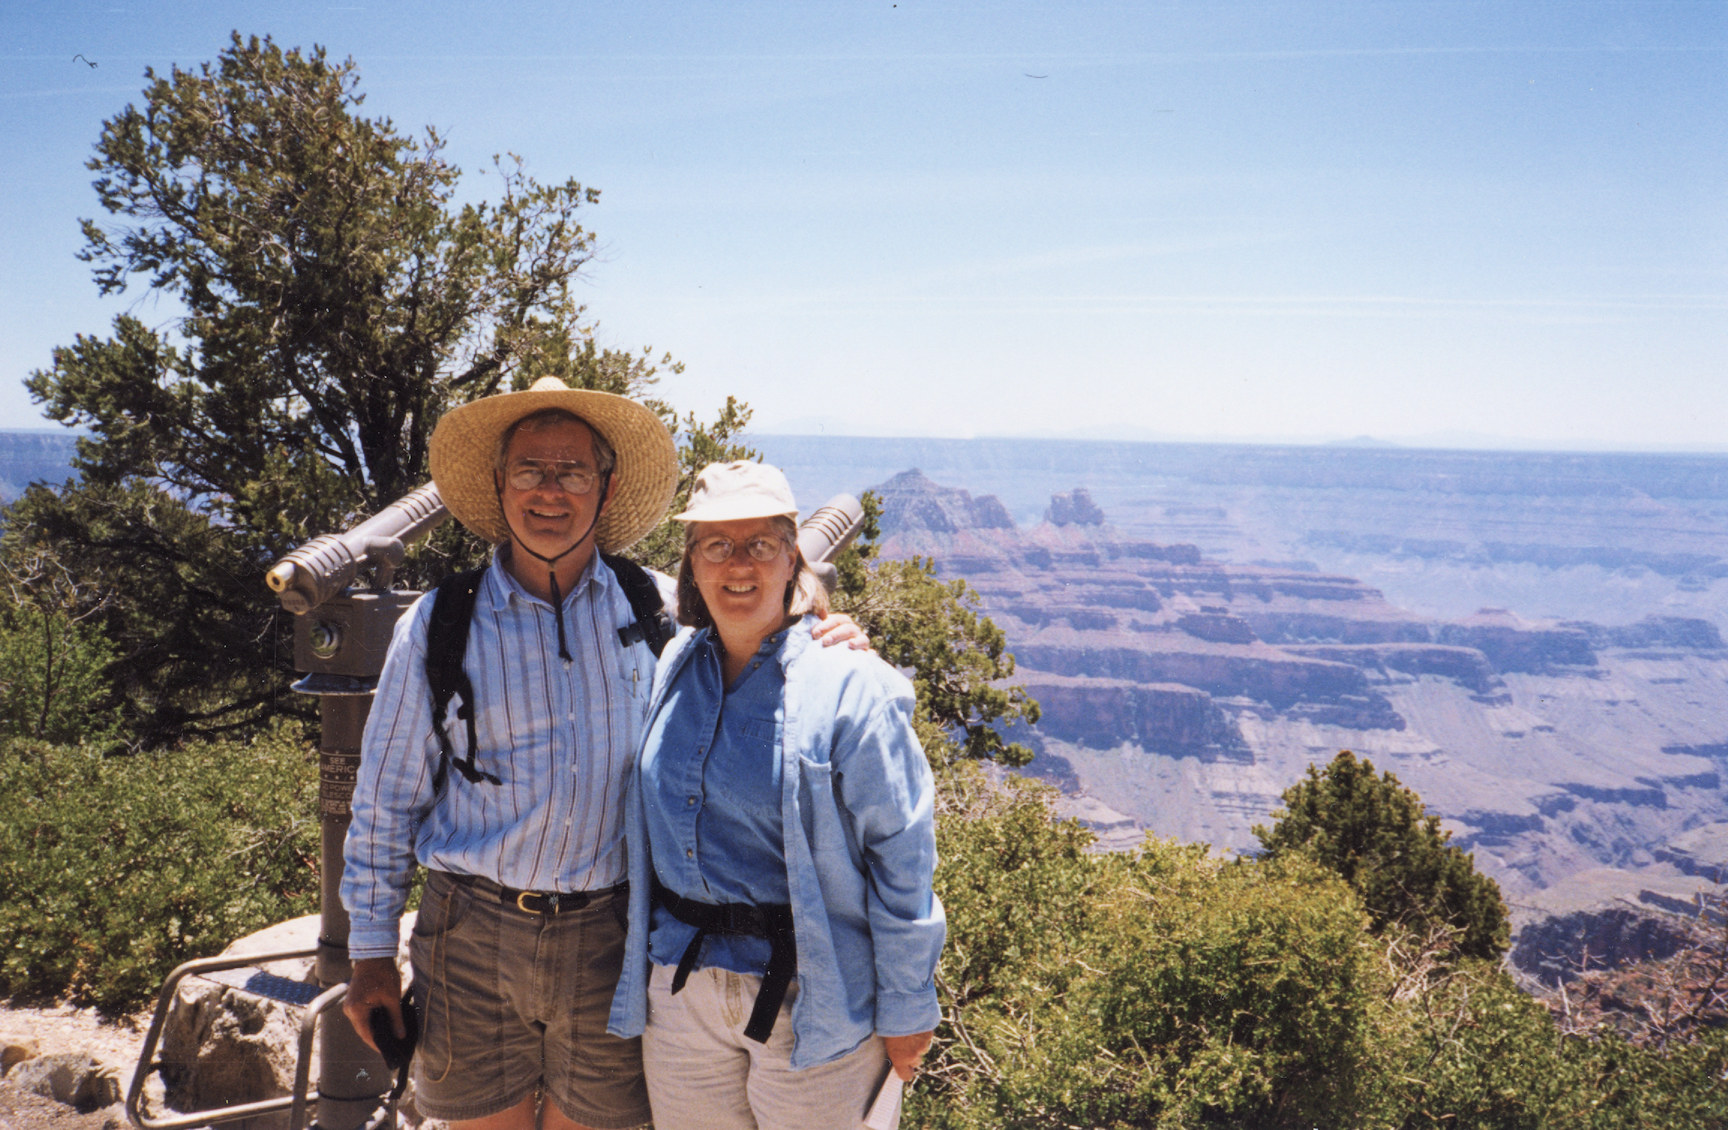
[797,495,866,593]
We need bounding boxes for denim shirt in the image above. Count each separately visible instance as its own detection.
[609,618,945,1068]
[643,629,789,974]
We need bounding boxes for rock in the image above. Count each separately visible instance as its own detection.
[2,1039,40,1074]
[8,1052,121,1113]
[158,976,305,1130]
[143,914,423,1130]
[1020,675,1242,755]
[1511,903,1707,986]
[1176,612,1256,645]
[1045,488,1104,526]
[1436,613,1597,673]
[873,469,1015,534]
[1586,615,1727,651]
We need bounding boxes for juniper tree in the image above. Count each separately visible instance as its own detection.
[8,33,711,743]
[1255,750,1510,961]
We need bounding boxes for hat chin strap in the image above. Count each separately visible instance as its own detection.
[496,470,612,663]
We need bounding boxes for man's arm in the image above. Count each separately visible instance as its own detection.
[648,564,869,649]
[340,595,440,1044]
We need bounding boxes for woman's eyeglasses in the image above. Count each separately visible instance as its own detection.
[695,535,788,564]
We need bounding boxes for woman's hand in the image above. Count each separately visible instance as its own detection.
[883,1030,933,1081]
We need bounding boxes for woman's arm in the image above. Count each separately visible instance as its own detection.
[832,686,946,1043]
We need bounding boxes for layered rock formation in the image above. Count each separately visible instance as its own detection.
[872,469,1728,913]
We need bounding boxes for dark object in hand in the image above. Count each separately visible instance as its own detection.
[368,994,420,1072]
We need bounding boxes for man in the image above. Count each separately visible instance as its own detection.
[341,377,861,1130]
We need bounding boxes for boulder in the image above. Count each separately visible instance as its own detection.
[9,1052,121,1113]
[149,914,423,1130]
[1,1039,40,1075]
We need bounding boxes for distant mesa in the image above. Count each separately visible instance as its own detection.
[873,468,1015,535]
[1046,487,1105,527]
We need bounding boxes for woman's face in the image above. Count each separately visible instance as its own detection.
[689,518,797,645]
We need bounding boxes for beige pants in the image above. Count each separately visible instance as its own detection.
[642,964,891,1130]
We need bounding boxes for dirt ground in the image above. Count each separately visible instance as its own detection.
[0,1003,147,1130]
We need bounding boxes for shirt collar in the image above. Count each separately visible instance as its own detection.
[692,623,796,664]
[483,544,604,612]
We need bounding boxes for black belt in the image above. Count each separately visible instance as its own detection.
[653,878,796,1044]
[441,871,626,916]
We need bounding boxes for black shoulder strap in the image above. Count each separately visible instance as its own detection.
[425,568,500,790]
[602,552,675,658]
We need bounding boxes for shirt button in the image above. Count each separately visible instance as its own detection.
[687,796,697,806]
[685,848,694,859]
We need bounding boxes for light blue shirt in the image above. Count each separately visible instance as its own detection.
[341,549,662,961]
[611,618,945,1068]
[643,629,790,974]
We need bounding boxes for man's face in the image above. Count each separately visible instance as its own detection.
[496,417,612,563]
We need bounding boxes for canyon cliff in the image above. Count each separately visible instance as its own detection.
[871,469,1728,944]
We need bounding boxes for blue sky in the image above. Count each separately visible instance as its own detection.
[2,1,1723,449]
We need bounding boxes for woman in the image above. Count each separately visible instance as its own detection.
[608,461,943,1130]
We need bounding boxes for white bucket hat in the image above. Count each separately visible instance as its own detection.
[674,461,799,524]
[429,376,678,552]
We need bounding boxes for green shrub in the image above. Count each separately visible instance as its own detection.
[1551,1026,1728,1130]
[0,603,120,747]
[914,773,1381,1129]
[1365,959,1575,1129]
[0,722,319,1014]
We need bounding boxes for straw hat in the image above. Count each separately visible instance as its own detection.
[429,376,678,552]
[674,461,799,524]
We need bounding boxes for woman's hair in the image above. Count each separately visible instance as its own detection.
[676,515,831,630]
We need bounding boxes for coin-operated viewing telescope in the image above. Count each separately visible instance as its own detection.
[128,481,867,1130]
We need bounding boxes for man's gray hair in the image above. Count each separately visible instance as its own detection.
[496,407,617,475]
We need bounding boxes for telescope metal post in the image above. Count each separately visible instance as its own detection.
[310,693,381,1130]
[289,591,421,1129]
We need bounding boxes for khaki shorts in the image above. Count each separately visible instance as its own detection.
[408,870,649,1128]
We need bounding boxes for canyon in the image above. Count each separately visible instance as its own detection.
[749,436,1728,974]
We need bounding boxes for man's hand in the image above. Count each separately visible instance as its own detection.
[811,611,872,650]
[342,957,404,1053]
[883,1030,933,1081]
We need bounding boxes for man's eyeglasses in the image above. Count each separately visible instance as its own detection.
[695,535,788,564]
[506,463,601,495]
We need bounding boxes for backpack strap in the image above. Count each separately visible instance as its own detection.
[602,552,675,658]
[425,568,499,790]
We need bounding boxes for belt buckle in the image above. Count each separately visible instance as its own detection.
[516,891,557,915]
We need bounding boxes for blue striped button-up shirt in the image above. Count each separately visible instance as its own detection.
[341,549,663,961]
